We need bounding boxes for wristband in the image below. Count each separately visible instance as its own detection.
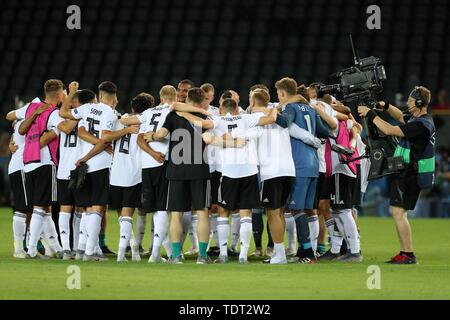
[367,110,377,122]
[383,102,390,111]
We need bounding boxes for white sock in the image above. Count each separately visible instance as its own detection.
[239,217,252,260]
[27,209,46,257]
[148,212,154,251]
[58,212,71,252]
[231,213,240,249]
[217,217,230,257]
[325,218,335,245]
[40,230,54,255]
[26,227,30,249]
[77,213,88,252]
[189,214,199,250]
[95,239,103,256]
[118,216,133,260]
[13,212,27,253]
[307,215,319,253]
[284,212,297,251]
[272,243,286,262]
[337,209,361,254]
[85,212,103,256]
[331,213,344,254]
[43,214,63,253]
[151,211,169,259]
[130,230,140,259]
[72,212,82,251]
[208,213,218,249]
[136,210,147,247]
[163,234,172,257]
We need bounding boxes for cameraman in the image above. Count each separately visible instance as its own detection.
[358,86,435,265]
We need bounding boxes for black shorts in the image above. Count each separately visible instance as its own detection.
[142,164,169,213]
[75,168,110,207]
[210,171,222,206]
[25,165,57,207]
[261,176,295,209]
[57,179,77,206]
[330,173,357,210]
[219,174,260,211]
[9,170,31,212]
[167,179,211,212]
[109,183,142,210]
[390,173,421,211]
[314,172,333,208]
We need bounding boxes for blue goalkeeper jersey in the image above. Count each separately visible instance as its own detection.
[275,103,320,178]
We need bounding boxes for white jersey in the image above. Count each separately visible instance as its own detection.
[317,101,337,173]
[208,105,220,116]
[206,124,224,173]
[256,123,296,181]
[110,122,142,187]
[138,104,172,169]
[356,135,370,193]
[57,120,81,180]
[19,109,63,173]
[212,112,263,178]
[71,102,118,173]
[8,120,26,175]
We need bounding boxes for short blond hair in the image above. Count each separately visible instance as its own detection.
[275,77,297,96]
[44,79,64,95]
[251,89,270,107]
[200,83,215,94]
[160,85,177,103]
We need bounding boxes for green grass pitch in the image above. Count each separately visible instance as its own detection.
[0,208,449,300]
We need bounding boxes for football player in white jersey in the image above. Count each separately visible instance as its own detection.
[13,80,68,259]
[200,83,221,253]
[8,118,31,258]
[56,89,98,259]
[246,89,297,264]
[201,83,220,116]
[7,98,42,258]
[104,94,147,262]
[177,98,277,264]
[60,81,120,261]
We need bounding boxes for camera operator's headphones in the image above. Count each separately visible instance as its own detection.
[410,86,425,108]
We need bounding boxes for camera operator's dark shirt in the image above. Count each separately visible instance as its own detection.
[399,114,432,162]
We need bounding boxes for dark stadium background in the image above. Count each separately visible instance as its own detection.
[0,0,449,216]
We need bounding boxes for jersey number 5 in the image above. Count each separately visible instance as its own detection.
[149,113,162,132]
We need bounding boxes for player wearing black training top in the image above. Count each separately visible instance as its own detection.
[144,87,212,264]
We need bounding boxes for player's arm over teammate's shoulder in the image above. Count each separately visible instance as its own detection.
[202,132,247,148]
[101,123,140,143]
[176,111,214,129]
[230,127,263,141]
[171,102,212,116]
[57,119,78,135]
[254,108,278,126]
[289,123,322,149]
[275,103,296,128]
[17,103,52,135]
[59,81,80,120]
